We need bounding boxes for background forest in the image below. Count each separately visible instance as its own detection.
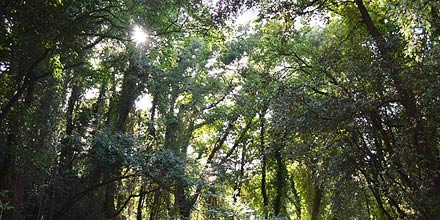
[1,0,440,219]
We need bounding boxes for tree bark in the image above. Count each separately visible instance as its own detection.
[233,145,246,203]
[259,112,269,219]
[310,183,323,220]
[59,82,81,172]
[175,182,191,220]
[289,176,301,219]
[136,185,145,220]
[148,189,161,220]
[273,147,286,217]
[116,70,139,132]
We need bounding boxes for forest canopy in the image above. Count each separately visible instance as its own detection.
[1,0,440,219]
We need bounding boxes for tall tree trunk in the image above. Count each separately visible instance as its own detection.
[2,158,27,220]
[65,83,81,135]
[136,184,145,220]
[148,92,158,140]
[92,82,108,128]
[115,71,139,132]
[310,183,323,220]
[103,180,117,219]
[106,71,117,124]
[289,176,301,219]
[273,148,286,217]
[59,82,81,173]
[102,59,143,219]
[259,112,269,219]
[175,182,191,220]
[149,188,161,220]
[163,91,191,220]
[233,145,246,203]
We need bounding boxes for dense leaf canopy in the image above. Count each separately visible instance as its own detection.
[1,0,440,219]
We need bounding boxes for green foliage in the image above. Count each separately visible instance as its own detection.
[2,0,440,219]
[89,128,136,169]
[0,190,13,220]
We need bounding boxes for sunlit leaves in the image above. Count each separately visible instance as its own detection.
[50,54,64,79]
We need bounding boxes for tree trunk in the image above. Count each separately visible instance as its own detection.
[116,71,139,132]
[99,59,143,219]
[136,185,145,220]
[149,189,161,220]
[310,183,323,220]
[273,147,286,217]
[175,183,191,220]
[148,92,158,140]
[259,112,269,219]
[233,145,246,203]
[59,82,81,173]
[289,176,301,219]
[92,82,108,128]
[103,181,117,219]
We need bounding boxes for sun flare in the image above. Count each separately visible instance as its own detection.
[131,25,148,45]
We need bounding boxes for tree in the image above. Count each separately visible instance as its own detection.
[1,0,440,219]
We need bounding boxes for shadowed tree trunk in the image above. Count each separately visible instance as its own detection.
[59,82,82,173]
[310,182,323,220]
[259,111,269,219]
[102,52,147,219]
[136,184,145,220]
[273,139,287,217]
[149,188,161,220]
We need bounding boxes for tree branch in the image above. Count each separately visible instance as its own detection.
[51,173,140,220]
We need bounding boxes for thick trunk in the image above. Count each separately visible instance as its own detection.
[105,72,117,123]
[164,92,193,220]
[92,82,107,128]
[104,59,143,218]
[175,183,191,220]
[273,148,286,217]
[148,93,158,140]
[310,183,323,220]
[103,182,116,219]
[95,62,142,219]
[1,158,26,220]
[148,189,161,220]
[116,72,139,132]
